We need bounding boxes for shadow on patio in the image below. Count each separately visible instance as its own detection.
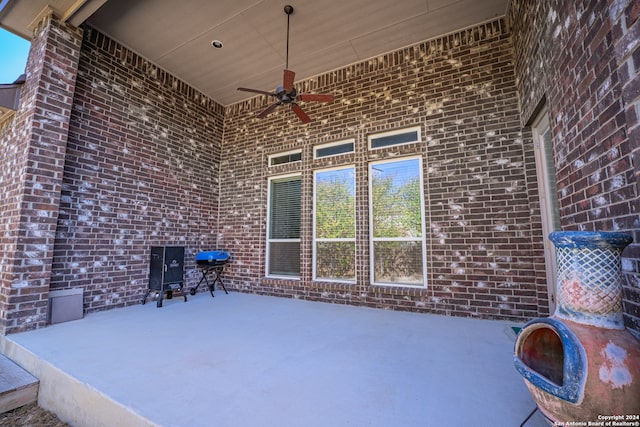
[1,292,547,426]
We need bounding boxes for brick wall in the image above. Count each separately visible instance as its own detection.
[46,27,225,313]
[221,18,548,322]
[610,0,640,335]
[509,0,640,334]
[0,13,83,334]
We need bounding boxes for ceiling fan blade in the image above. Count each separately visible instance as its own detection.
[283,69,295,92]
[237,87,276,97]
[291,104,311,124]
[297,93,335,103]
[256,102,281,119]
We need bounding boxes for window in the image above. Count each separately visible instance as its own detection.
[314,167,356,282]
[532,109,560,312]
[314,139,355,159]
[269,150,302,166]
[267,175,301,277]
[368,126,421,150]
[369,157,426,286]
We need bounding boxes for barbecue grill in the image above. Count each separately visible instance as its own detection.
[191,251,230,297]
[143,246,187,308]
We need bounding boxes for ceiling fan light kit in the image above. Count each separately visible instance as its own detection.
[237,4,335,124]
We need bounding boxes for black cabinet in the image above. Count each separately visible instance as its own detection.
[143,246,187,307]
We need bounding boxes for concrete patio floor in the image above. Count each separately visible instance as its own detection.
[1,292,547,427]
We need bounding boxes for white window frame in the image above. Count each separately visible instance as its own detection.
[313,165,356,283]
[266,173,301,279]
[268,149,302,167]
[313,139,355,159]
[368,155,427,287]
[532,109,560,312]
[368,126,421,150]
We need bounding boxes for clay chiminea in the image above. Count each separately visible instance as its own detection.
[514,231,640,423]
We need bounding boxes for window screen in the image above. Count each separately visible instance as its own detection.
[314,140,355,159]
[267,176,301,277]
[270,151,302,166]
[369,127,420,149]
[370,157,426,286]
[541,127,561,231]
[314,167,355,281]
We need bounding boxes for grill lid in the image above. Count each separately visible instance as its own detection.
[196,251,230,263]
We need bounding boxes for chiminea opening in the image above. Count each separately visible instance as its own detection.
[518,326,564,386]
[514,318,586,404]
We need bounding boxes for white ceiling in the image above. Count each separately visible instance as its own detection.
[1,0,509,106]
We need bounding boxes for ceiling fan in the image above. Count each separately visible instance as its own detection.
[237,5,335,124]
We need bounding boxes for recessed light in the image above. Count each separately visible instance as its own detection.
[211,40,223,49]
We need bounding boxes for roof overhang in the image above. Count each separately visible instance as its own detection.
[0,0,107,38]
[0,74,24,124]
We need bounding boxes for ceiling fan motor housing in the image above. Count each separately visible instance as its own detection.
[276,86,296,103]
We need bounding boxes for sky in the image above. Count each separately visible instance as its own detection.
[0,28,30,83]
